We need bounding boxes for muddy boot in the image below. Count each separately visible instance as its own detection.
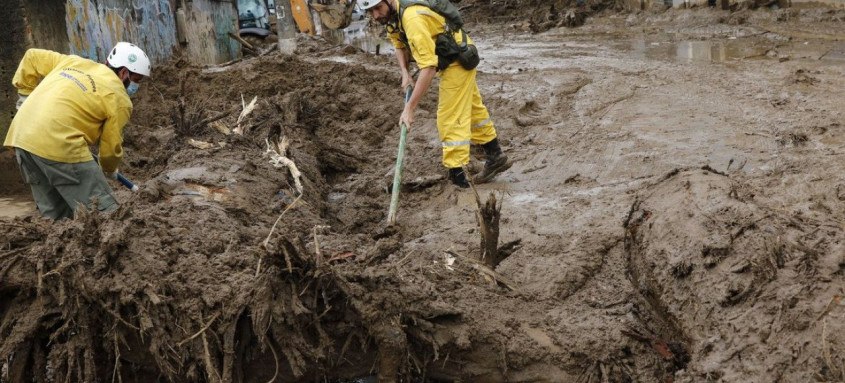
[448,168,470,188]
[473,138,513,184]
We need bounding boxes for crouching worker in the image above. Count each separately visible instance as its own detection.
[3,42,151,219]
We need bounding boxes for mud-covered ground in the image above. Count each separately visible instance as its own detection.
[2,6,845,383]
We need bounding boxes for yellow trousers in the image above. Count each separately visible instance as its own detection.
[437,65,497,168]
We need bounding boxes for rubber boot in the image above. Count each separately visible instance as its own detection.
[448,168,470,188]
[474,138,512,184]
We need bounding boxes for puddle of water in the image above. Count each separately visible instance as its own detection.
[629,39,768,63]
[796,41,845,61]
[0,196,35,218]
[626,38,845,64]
[171,183,230,202]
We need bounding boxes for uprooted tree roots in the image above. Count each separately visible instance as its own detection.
[0,210,445,382]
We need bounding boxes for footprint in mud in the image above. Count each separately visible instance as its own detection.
[515,100,549,127]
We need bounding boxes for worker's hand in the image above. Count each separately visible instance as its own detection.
[400,71,414,90]
[399,105,415,131]
[107,170,119,180]
[16,95,27,110]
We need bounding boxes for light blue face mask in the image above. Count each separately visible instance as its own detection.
[126,81,140,97]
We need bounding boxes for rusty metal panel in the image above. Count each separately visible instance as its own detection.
[182,0,241,64]
[65,0,178,64]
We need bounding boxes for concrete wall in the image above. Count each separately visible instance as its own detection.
[0,1,28,192]
[0,1,29,141]
[181,0,241,65]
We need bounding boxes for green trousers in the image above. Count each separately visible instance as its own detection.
[14,148,117,220]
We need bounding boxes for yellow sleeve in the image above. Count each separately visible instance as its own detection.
[402,15,438,69]
[12,49,67,96]
[387,29,406,50]
[98,103,131,173]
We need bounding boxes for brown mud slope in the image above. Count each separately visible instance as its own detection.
[0,52,440,382]
[625,168,845,382]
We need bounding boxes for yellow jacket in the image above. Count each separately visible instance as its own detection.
[387,0,474,70]
[4,49,132,173]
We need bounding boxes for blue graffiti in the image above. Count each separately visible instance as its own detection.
[64,0,239,65]
[66,0,177,64]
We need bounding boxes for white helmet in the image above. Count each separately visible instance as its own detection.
[357,0,382,10]
[106,42,151,77]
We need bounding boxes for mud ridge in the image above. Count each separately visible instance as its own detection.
[623,168,845,381]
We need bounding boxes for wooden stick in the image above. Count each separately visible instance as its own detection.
[445,250,518,291]
[262,195,303,249]
[264,338,280,383]
[111,332,122,383]
[198,107,237,127]
[387,86,414,225]
[177,313,221,347]
[258,195,303,277]
[227,31,256,51]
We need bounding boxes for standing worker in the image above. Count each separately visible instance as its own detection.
[4,42,151,219]
[359,0,512,188]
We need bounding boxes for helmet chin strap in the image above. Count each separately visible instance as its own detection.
[384,1,399,25]
[388,1,398,19]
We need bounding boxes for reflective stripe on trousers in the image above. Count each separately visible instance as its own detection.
[442,140,471,148]
[437,64,497,168]
[472,118,491,130]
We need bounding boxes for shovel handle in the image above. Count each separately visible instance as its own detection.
[387,86,414,225]
[92,154,140,192]
[115,173,140,192]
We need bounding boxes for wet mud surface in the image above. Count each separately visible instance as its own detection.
[2,6,845,383]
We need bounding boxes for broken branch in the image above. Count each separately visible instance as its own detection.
[265,137,304,196]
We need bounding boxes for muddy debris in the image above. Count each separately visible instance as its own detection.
[3,4,845,383]
[625,168,845,382]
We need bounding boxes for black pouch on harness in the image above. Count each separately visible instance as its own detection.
[434,33,460,70]
[457,44,480,70]
[434,32,480,71]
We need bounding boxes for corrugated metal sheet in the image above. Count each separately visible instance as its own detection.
[182,0,241,64]
[64,0,239,65]
[65,0,178,63]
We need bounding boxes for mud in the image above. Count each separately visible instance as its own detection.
[2,5,845,383]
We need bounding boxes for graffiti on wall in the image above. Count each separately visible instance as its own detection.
[65,0,239,65]
[65,0,177,64]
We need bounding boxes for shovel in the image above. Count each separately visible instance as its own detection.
[386,86,413,226]
[92,154,139,192]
